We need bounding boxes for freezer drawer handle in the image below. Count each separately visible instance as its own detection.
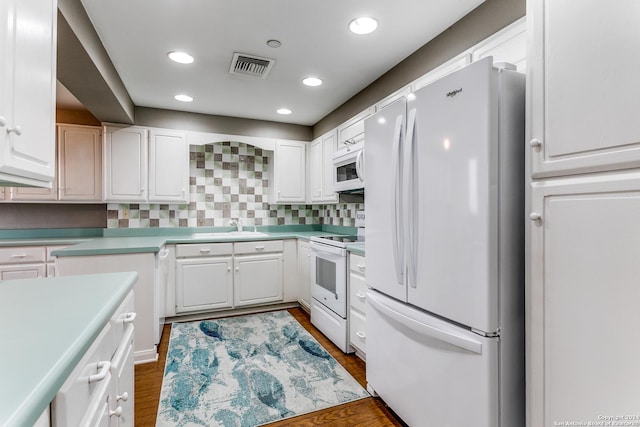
[367,292,483,354]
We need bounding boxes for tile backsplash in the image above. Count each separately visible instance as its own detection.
[107,142,363,228]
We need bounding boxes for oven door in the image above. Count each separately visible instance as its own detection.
[333,144,364,192]
[310,241,347,318]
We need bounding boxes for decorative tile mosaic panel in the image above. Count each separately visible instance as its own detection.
[106,142,364,228]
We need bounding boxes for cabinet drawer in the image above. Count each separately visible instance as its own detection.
[349,272,367,314]
[0,263,46,280]
[0,246,46,264]
[350,309,366,354]
[234,240,284,254]
[176,242,233,258]
[51,322,115,426]
[349,253,366,274]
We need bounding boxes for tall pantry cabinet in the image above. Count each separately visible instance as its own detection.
[526,1,640,426]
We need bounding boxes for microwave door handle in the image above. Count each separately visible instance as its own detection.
[355,149,364,181]
[391,114,405,286]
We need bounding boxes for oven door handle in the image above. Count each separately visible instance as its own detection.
[310,241,347,257]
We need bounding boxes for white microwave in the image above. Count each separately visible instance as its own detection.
[332,141,364,193]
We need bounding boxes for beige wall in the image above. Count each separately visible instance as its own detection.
[0,204,106,229]
[312,0,526,137]
[135,107,313,142]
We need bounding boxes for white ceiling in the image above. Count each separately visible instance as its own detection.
[77,0,484,126]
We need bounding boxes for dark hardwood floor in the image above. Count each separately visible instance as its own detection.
[134,307,405,426]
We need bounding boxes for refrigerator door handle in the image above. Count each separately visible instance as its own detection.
[405,108,418,289]
[355,148,364,181]
[391,114,405,286]
[367,291,483,354]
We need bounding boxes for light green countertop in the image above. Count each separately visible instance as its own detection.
[0,272,137,427]
[346,242,365,255]
[51,229,354,257]
[0,226,359,257]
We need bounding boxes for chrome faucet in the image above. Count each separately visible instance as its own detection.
[228,219,243,232]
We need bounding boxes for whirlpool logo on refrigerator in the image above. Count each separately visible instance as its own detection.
[446,88,463,98]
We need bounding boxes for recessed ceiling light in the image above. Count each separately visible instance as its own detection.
[349,17,378,35]
[266,39,282,48]
[277,108,292,115]
[174,94,193,102]
[167,51,194,64]
[302,77,323,87]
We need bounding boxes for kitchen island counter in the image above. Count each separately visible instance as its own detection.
[0,272,137,427]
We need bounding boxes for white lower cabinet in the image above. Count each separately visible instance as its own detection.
[172,240,287,314]
[174,243,233,314]
[529,171,640,426]
[51,291,135,427]
[0,246,46,280]
[234,240,284,307]
[234,253,283,307]
[110,326,135,427]
[176,256,233,313]
[348,253,366,357]
[297,240,311,311]
[56,253,158,364]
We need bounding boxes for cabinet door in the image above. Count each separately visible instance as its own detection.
[528,0,640,177]
[175,257,233,313]
[104,126,148,201]
[0,0,56,185]
[528,171,640,426]
[234,254,283,307]
[297,241,311,311]
[272,141,305,203]
[308,138,322,202]
[321,131,337,202]
[0,263,45,280]
[58,125,102,201]
[110,327,134,427]
[149,130,188,202]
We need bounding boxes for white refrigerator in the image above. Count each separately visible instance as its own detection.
[364,57,525,427]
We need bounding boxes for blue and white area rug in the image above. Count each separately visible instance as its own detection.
[156,310,369,427]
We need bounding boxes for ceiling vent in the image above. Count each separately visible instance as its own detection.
[229,53,276,79]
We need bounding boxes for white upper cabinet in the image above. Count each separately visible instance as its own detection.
[308,137,322,202]
[58,125,102,201]
[104,125,148,202]
[149,129,188,203]
[337,111,369,150]
[308,130,337,204]
[528,1,640,177]
[271,140,306,203]
[0,0,57,187]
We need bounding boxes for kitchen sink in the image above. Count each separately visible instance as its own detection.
[191,231,269,239]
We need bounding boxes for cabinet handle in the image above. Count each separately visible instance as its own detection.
[228,266,231,272]
[355,331,366,339]
[117,392,129,402]
[356,292,366,300]
[356,263,365,271]
[10,254,28,258]
[199,248,211,254]
[88,361,110,383]
[109,407,123,418]
[529,139,542,150]
[0,116,6,127]
[121,312,137,324]
[7,125,23,136]
[529,212,542,221]
[236,266,239,272]
[255,246,265,251]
